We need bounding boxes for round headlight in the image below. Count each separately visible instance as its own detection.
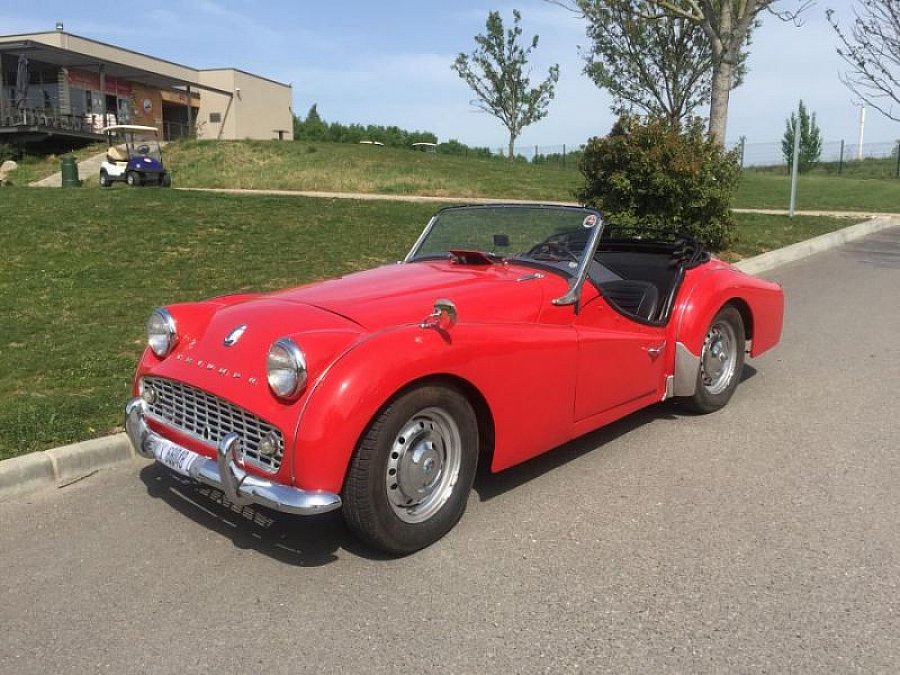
[147,308,178,358]
[267,338,307,399]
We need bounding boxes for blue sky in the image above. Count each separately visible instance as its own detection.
[3,0,897,152]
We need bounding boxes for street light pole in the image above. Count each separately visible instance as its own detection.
[857,105,866,161]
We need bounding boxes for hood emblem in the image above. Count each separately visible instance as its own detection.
[223,324,247,347]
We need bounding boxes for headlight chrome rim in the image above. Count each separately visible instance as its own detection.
[267,338,307,400]
[147,308,178,358]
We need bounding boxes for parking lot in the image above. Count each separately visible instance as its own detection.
[1,227,898,674]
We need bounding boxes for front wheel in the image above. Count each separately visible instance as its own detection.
[160,173,172,188]
[126,171,141,187]
[342,385,478,555]
[684,305,745,414]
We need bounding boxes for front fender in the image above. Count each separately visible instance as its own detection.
[291,321,578,493]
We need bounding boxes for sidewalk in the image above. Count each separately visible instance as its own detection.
[174,188,900,219]
[29,147,111,187]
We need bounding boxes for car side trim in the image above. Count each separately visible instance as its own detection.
[673,341,700,397]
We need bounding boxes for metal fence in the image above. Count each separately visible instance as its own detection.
[496,139,900,177]
[729,139,900,173]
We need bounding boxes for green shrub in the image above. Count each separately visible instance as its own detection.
[577,117,741,250]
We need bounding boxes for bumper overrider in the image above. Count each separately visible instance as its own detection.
[125,397,341,515]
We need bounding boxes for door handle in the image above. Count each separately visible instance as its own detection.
[644,342,666,358]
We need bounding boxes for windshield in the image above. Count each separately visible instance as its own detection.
[126,133,162,161]
[406,205,603,265]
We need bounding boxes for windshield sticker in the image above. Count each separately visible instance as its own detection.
[583,214,598,228]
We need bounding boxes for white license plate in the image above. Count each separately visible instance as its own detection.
[151,437,201,477]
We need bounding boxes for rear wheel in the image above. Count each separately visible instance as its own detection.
[342,385,478,555]
[684,305,745,413]
[99,169,111,188]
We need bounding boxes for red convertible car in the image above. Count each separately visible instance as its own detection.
[125,204,783,554]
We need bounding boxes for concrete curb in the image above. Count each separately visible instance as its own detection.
[734,215,898,275]
[0,433,136,500]
[1,215,897,501]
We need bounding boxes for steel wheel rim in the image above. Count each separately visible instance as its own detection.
[385,406,462,524]
[700,320,738,395]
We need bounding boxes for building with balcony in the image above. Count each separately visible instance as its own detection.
[0,28,293,152]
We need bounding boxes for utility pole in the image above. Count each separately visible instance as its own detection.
[857,105,866,161]
[789,115,801,217]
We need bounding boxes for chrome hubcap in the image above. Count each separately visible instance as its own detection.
[386,406,462,523]
[700,320,738,395]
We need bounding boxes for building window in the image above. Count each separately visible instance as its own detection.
[209,112,221,123]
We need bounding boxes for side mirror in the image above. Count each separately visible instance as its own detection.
[421,298,458,330]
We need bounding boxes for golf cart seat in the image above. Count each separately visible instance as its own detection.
[107,146,128,163]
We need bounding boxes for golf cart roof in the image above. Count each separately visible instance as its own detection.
[100,125,160,134]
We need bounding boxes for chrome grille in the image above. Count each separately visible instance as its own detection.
[142,376,284,473]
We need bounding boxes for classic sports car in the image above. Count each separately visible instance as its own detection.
[125,205,783,554]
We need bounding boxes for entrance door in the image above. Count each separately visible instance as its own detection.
[572,296,668,420]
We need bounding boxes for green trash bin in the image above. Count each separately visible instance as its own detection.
[60,155,82,188]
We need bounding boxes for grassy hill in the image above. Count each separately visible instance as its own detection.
[158,140,900,213]
[164,139,580,201]
[11,139,898,213]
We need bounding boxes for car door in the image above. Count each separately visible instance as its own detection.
[572,294,668,421]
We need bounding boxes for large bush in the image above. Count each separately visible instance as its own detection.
[577,117,741,250]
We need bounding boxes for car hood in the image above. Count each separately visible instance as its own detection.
[265,260,551,330]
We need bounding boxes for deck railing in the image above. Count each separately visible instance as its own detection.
[0,106,118,134]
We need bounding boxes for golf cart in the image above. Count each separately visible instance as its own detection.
[99,125,171,187]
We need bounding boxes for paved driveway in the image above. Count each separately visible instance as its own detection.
[1,227,898,674]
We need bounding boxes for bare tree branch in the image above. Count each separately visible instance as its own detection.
[828,0,900,122]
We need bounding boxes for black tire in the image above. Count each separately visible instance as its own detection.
[99,170,111,188]
[126,171,140,187]
[342,385,478,555]
[160,173,172,188]
[684,305,745,414]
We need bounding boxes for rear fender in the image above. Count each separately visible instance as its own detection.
[292,322,578,493]
[670,267,784,396]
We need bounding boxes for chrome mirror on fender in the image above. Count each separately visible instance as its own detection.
[421,298,458,330]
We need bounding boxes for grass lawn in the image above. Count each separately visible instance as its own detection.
[735,172,899,212]
[0,188,862,459]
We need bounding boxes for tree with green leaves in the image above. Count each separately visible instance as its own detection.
[452,10,560,158]
[549,1,810,143]
[781,100,822,173]
[828,0,900,123]
[294,103,327,141]
[579,1,744,127]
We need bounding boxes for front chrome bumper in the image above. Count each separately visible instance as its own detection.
[125,397,341,515]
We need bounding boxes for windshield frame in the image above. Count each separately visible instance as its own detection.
[404,203,606,309]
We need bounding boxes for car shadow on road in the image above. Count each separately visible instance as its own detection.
[138,464,389,566]
[474,364,757,501]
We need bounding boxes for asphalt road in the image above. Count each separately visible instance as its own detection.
[2,228,898,674]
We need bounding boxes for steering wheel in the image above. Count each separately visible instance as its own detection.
[526,234,581,263]
[136,144,151,155]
